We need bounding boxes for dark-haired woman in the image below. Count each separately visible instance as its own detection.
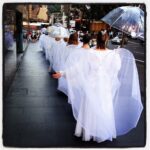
[58,34,91,95]
[52,30,143,143]
[59,32,83,70]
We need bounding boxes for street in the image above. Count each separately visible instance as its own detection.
[108,38,145,62]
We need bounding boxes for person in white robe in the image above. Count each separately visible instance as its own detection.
[58,34,91,96]
[39,28,47,52]
[42,33,55,61]
[61,32,83,67]
[56,32,84,95]
[52,30,143,143]
[49,32,82,73]
[48,36,63,71]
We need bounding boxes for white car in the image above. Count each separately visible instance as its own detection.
[111,36,121,44]
[111,34,128,44]
[137,33,144,41]
[69,28,76,34]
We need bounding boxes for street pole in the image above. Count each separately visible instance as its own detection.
[67,4,70,29]
[28,5,30,42]
[121,32,125,48]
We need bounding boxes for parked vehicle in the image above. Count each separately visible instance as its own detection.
[69,28,76,34]
[111,33,128,44]
[89,39,97,48]
[137,33,144,45]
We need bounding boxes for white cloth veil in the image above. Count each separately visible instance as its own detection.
[113,48,143,136]
[61,48,143,142]
[39,34,46,51]
[43,36,55,60]
[58,46,83,94]
[63,49,117,142]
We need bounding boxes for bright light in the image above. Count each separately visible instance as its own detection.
[131,31,136,37]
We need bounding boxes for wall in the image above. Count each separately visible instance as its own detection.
[90,21,109,32]
[3,4,30,97]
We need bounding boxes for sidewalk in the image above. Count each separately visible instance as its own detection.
[3,42,145,147]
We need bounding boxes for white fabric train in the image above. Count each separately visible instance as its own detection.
[60,48,143,142]
[39,33,143,143]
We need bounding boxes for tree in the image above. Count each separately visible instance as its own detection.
[47,4,61,15]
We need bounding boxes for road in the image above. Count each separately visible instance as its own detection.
[108,38,145,62]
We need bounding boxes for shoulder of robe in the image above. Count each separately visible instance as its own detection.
[114,48,137,77]
[69,49,84,58]
[114,48,135,60]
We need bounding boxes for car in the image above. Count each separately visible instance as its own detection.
[137,33,144,45]
[69,28,76,34]
[137,33,144,41]
[89,39,97,47]
[111,33,128,45]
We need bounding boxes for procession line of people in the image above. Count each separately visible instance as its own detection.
[39,28,143,143]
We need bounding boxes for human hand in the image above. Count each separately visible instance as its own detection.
[52,72,62,79]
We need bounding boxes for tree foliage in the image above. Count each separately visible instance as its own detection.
[71,4,141,21]
[47,4,61,14]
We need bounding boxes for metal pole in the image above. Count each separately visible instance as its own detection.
[28,5,30,42]
[67,4,70,29]
[121,32,125,47]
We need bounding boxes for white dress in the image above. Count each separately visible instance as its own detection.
[61,48,143,142]
[43,36,55,60]
[39,34,46,52]
[57,45,83,95]
[48,40,63,71]
[112,48,143,136]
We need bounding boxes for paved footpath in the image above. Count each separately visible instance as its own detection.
[3,42,146,147]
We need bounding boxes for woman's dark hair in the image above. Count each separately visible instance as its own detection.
[96,30,109,49]
[63,37,69,43]
[68,32,78,45]
[82,34,91,44]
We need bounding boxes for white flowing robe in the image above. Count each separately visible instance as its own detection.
[113,48,143,136]
[60,48,143,142]
[43,35,55,61]
[48,40,68,72]
[39,34,46,52]
[57,45,83,95]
